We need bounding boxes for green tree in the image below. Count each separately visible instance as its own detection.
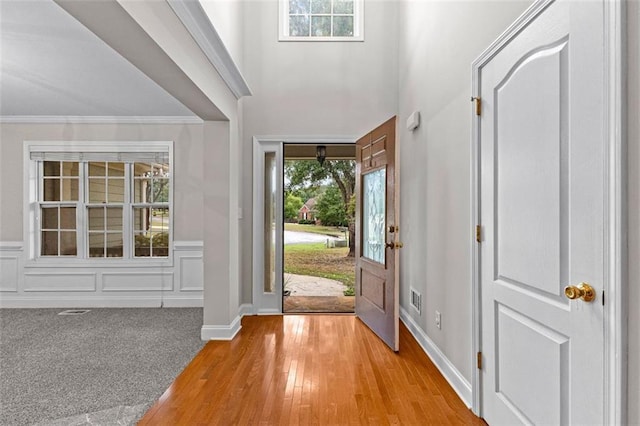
[284,193,304,221]
[290,187,319,203]
[157,181,169,202]
[316,185,348,226]
[285,159,356,256]
[146,179,169,203]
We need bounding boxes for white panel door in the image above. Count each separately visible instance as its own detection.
[479,1,605,424]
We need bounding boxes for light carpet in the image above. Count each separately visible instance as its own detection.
[0,308,204,426]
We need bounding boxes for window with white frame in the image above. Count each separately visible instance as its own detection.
[279,0,364,41]
[27,143,172,261]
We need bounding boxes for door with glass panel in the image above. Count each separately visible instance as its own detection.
[355,117,400,351]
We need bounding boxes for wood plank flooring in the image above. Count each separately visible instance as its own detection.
[138,315,484,425]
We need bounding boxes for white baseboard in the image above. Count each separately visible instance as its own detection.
[239,303,254,317]
[198,305,252,342]
[201,315,242,341]
[400,306,472,408]
[257,308,282,315]
[159,297,203,308]
[0,296,202,308]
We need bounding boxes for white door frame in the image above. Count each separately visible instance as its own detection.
[470,0,627,422]
[252,136,356,314]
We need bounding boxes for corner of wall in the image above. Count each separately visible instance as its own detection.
[201,315,242,341]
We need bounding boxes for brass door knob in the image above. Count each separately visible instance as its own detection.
[385,242,404,249]
[564,282,596,302]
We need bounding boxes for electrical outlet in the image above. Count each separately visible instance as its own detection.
[435,311,441,329]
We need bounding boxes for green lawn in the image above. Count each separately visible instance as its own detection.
[284,242,355,291]
[284,223,347,238]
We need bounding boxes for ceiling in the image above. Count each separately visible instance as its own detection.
[0,0,196,119]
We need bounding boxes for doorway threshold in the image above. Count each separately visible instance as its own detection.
[283,295,355,314]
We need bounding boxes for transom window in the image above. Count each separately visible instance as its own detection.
[279,0,364,41]
[27,142,172,261]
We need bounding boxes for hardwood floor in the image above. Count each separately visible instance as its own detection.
[138,315,484,425]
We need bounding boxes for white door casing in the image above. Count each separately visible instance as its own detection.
[251,136,356,314]
[470,0,626,424]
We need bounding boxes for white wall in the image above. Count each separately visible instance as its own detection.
[396,0,531,392]
[0,0,244,335]
[0,123,206,307]
[626,0,639,422]
[200,0,245,70]
[0,123,205,241]
[115,0,244,333]
[201,120,236,331]
[240,0,399,303]
[397,0,638,419]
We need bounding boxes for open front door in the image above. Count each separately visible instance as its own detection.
[355,117,400,351]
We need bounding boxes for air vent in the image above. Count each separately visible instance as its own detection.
[58,309,91,316]
[410,288,421,315]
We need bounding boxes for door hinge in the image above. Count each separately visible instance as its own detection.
[602,290,605,306]
[475,225,482,243]
[477,352,482,370]
[471,96,481,116]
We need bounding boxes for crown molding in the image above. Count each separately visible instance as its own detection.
[0,116,204,124]
[253,135,359,144]
[167,0,252,100]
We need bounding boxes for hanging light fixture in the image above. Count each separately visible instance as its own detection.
[316,145,327,166]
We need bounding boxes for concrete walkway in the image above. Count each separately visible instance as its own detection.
[283,230,341,245]
[284,273,347,296]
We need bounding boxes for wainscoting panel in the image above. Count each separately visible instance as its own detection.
[0,256,19,292]
[0,243,23,293]
[179,256,204,291]
[0,241,203,308]
[102,272,173,291]
[24,272,96,292]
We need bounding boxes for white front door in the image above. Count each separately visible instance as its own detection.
[478,0,606,424]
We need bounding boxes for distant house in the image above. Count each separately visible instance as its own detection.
[298,198,317,222]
